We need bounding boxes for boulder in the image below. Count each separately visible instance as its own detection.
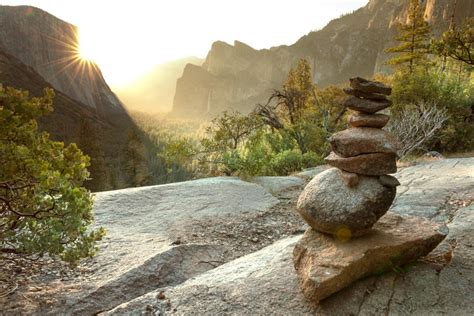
[325,151,397,175]
[349,77,392,95]
[297,168,396,237]
[329,127,400,157]
[293,212,447,304]
[343,96,392,114]
[378,175,400,187]
[348,113,389,128]
[343,88,387,100]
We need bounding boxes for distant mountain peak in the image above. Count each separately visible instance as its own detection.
[172,0,473,119]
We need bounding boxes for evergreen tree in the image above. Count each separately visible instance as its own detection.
[124,128,152,187]
[0,86,104,265]
[434,17,473,67]
[385,0,432,74]
[77,118,112,191]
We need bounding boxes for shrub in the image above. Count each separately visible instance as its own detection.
[390,70,473,152]
[270,150,303,175]
[386,102,449,159]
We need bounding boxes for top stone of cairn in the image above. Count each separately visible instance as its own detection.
[350,77,392,95]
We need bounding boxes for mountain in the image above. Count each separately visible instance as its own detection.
[0,5,161,191]
[172,0,474,119]
[115,57,203,113]
[0,5,123,114]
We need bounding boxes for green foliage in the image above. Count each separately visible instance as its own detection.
[433,17,473,67]
[172,59,343,177]
[0,86,105,265]
[390,69,474,152]
[385,0,432,73]
[256,59,345,156]
[269,150,303,175]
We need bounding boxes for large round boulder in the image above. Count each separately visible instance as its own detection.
[297,168,396,238]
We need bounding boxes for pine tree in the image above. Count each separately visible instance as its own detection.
[0,86,104,265]
[385,0,432,74]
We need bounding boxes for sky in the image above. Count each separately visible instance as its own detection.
[1,0,368,87]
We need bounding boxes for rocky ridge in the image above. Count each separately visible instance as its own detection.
[0,158,472,314]
[172,0,473,118]
[0,5,159,191]
[299,78,400,237]
[0,5,123,113]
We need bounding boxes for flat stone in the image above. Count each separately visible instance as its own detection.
[379,175,400,187]
[343,88,387,100]
[329,127,400,157]
[343,96,392,114]
[50,177,279,314]
[349,77,392,95]
[293,212,447,304]
[325,151,397,175]
[297,168,396,237]
[348,113,389,128]
[104,236,317,315]
[340,170,359,187]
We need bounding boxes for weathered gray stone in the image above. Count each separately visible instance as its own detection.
[379,175,400,187]
[350,77,392,95]
[392,158,474,219]
[104,236,316,315]
[343,87,388,100]
[297,168,396,237]
[68,244,226,315]
[329,127,400,157]
[251,176,305,194]
[101,159,474,316]
[348,113,389,128]
[51,177,279,314]
[325,151,397,175]
[293,212,446,304]
[343,96,392,113]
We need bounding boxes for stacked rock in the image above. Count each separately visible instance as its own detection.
[297,77,401,238]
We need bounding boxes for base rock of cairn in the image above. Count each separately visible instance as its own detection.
[297,168,396,237]
[293,77,446,304]
[293,212,447,304]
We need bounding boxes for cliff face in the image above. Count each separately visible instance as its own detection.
[0,5,123,114]
[172,0,473,118]
[115,56,203,113]
[0,5,160,191]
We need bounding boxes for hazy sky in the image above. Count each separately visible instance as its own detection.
[1,0,368,86]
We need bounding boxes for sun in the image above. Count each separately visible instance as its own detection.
[78,29,96,62]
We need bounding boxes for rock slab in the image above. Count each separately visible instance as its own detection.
[329,127,400,157]
[325,151,397,175]
[293,212,447,304]
[349,77,392,95]
[347,113,390,128]
[343,96,392,113]
[297,168,396,237]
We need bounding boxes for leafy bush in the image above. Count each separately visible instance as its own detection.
[302,152,324,168]
[390,70,474,152]
[0,86,105,265]
[269,150,303,175]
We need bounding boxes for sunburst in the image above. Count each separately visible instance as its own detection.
[29,24,103,89]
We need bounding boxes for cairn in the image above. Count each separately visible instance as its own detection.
[292,78,446,304]
[297,77,400,238]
